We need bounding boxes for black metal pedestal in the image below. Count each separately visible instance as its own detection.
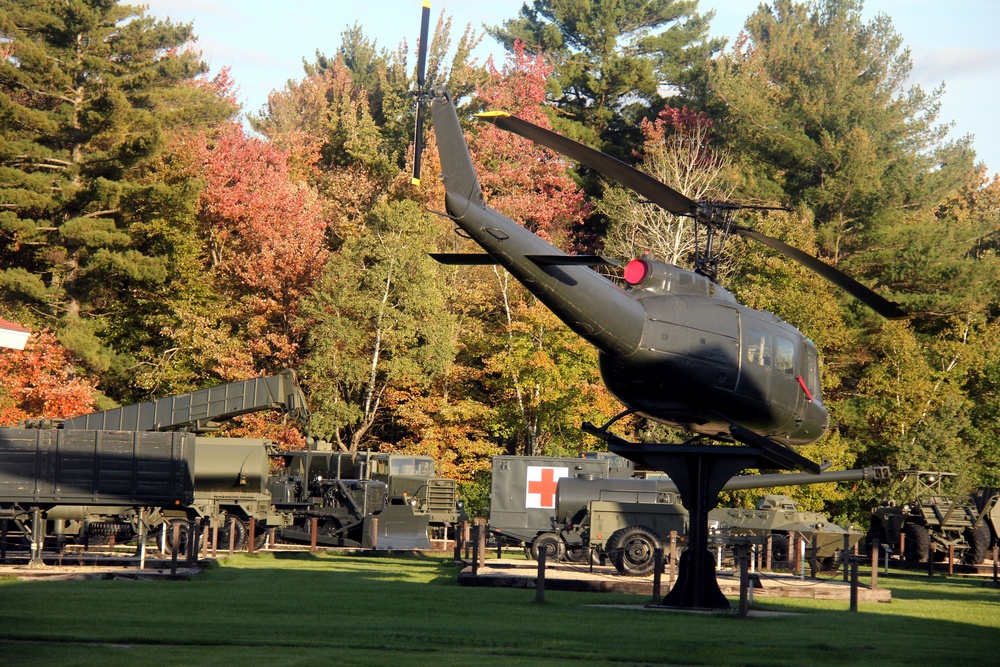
[584,423,821,610]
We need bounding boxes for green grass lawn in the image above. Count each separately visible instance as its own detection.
[1,551,998,666]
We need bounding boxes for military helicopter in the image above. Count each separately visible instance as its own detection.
[409,3,904,608]
[409,5,905,473]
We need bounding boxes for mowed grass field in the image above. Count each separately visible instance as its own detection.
[1,551,999,666]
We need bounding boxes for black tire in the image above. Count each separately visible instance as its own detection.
[903,523,930,564]
[529,533,566,562]
[865,518,886,554]
[820,550,843,572]
[564,541,590,563]
[606,525,661,577]
[963,523,990,565]
[216,516,248,551]
[165,519,202,556]
[770,533,790,568]
[249,521,268,551]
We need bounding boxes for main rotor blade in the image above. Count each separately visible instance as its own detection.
[735,227,909,320]
[477,112,697,216]
[411,1,432,186]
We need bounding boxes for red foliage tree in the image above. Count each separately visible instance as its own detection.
[189,124,330,370]
[469,41,591,245]
[0,331,96,425]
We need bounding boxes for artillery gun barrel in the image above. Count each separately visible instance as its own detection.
[720,466,889,491]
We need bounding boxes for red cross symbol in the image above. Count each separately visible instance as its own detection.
[526,467,566,509]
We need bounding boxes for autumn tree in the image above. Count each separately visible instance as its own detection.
[470,42,590,246]
[708,0,975,273]
[600,106,736,266]
[299,199,456,453]
[251,11,487,245]
[0,330,96,424]
[446,43,619,458]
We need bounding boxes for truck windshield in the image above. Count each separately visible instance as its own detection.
[389,456,435,476]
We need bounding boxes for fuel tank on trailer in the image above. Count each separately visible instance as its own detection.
[191,438,270,496]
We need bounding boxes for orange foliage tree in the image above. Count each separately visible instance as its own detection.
[0,331,96,425]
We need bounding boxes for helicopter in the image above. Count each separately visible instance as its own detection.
[409,2,904,608]
[408,6,905,474]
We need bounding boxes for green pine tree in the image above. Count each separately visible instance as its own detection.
[0,0,234,392]
[488,0,722,151]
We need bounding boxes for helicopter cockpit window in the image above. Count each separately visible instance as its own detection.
[744,328,772,366]
[775,337,796,376]
[804,342,821,396]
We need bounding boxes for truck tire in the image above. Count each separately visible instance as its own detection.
[903,524,930,564]
[820,550,843,572]
[529,533,566,562]
[963,523,990,565]
[606,526,661,577]
[865,517,886,553]
[216,516,248,551]
[165,519,202,557]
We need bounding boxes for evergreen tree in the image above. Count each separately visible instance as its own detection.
[0,0,235,395]
[708,0,975,272]
[488,0,722,150]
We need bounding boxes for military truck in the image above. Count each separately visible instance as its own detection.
[323,449,462,529]
[868,470,992,565]
[972,487,1000,549]
[487,454,634,561]
[269,448,431,549]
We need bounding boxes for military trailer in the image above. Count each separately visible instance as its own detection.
[0,428,195,560]
[868,470,992,565]
[557,477,687,574]
[1,372,450,555]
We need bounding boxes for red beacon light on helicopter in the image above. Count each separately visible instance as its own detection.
[623,258,651,286]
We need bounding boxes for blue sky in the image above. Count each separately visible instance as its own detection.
[142,0,1000,176]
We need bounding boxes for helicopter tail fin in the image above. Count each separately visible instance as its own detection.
[430,91,485,217]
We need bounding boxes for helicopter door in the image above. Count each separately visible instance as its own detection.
[680,302,739,391]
